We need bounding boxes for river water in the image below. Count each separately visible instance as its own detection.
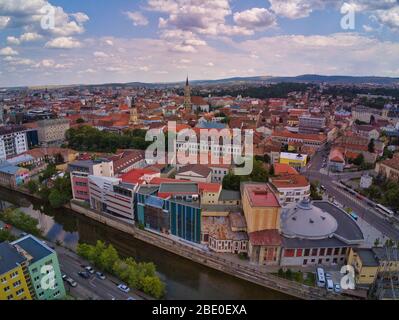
[0,187,291,300]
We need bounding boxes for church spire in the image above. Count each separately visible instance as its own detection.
[184,75,191,113]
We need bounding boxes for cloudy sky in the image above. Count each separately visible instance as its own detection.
[0,0,399,87]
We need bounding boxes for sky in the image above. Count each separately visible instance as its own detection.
[0,0,399,87]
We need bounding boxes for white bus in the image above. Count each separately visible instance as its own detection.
[316,267,326,288]
[375,204,394,218]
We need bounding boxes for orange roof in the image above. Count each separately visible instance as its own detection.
[120,169,158,184]
[272,130,327,142]
[273,164,299,176]
[270,174,309,189]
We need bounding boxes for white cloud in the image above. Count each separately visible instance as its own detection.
[148,0,252,36]
[45,37,82,49]
[0,0,89,36]
[233,8,276,29]
[0,47,18,56]
[93,51,109,58]
[374,6,399,30]
[124,11,149,26]
[7,32,43,45]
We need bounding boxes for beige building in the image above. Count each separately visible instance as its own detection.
[375,154,399,182]
[37,119,70,147]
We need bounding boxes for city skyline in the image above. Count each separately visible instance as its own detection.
[0,0,399,87]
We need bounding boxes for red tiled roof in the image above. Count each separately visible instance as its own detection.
[243,183,280,208]
[273,163,298,176]
[248,229,282,246]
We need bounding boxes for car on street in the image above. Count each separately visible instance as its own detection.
[85,266,95,274]
[334,283,341,293]
[62,274,67,281]
[66,277,78,287]
[325,272,332,279]
[96,272,106,280]
[326,279,334,292]
[78,271,91,279]
[127,297,135,300]
[320,185,326,191]
[117,284,130,293]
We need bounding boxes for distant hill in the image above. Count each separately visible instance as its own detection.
[1,74,399,91]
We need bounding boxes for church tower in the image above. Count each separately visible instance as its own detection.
[184,76,191,112]
[129,105,138,125]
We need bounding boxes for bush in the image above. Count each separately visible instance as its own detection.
[76,241,165,299]
[0,208,41,236]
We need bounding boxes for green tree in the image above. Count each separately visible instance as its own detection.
[26,180,38,194]
[98,244,120,272]
[48,189,65,208]
[141,276,166,299]
[368,139,375,153]
[353,154,365,166]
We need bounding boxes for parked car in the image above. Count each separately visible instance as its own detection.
[334,283,341,293]
[66,277,78,287]
[117,284,130,293]
[325,272,332,279]
[85,266,95,274]
[96,272,106,280]
[78,271,90,279]
[326,279,334,292]
[62,274,67,281]
[127,297,135,300]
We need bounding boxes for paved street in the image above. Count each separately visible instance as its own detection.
[0,221,143,300]
[57,245,142,300]
[304,145,399,242]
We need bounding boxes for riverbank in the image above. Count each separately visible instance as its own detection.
[69,201,344,300]
[3,186,348,300]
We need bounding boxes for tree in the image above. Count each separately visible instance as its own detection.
[368,139,375,153]
[76,118,85,124]
[26,180,38,194]
[98,244,120,272]
[352,154,365,166]
[269,165,275,176]
[141,276,165,299]
[48,189,65,209]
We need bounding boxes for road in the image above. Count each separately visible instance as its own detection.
[304,145,399,242]
[57,245,142,300]
[0,221,143,300]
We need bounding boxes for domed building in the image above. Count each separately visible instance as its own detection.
[279,199,364,267]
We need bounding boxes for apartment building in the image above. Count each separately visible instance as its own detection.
[0,125,28,160]
[37,118,70,147]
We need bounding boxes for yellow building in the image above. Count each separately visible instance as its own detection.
[348,247,399,287]
[241,183,281,233]
[241,183,282,266]
[279,152,308,170]
[347,248,379,286]
[0,242,32,300]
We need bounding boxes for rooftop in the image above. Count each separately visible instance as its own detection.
[242,183,280,208]
[0,242,26,275]
[12,235,53,264]
[158,182,199,194]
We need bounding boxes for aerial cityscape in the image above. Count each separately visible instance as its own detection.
[1,0,399,306]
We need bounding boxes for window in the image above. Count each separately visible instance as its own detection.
[296,249,303,257]
[16,288,24,296]
[304,249,310,256]
[303,259,308,265]
[10,271,18,278]
[326,248,333,255]
[284,249,295,257]
[13,280,21,288]
[1,277,7,284]
[3,286,10,292]
[7,294,13,300]
[334,248,340,255]
[311,248,318,256]
[319,248,325,256]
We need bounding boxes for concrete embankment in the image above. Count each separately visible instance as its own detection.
[69,202,349,300]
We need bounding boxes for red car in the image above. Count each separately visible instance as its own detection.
[4,224,12,230]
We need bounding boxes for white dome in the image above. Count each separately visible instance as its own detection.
[281,199,338,240]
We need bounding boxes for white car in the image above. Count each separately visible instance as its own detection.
[117,284,130,293]
[85,266,95,274]
[334,284,341,293]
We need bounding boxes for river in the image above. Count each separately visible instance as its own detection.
[0,187,292,300]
